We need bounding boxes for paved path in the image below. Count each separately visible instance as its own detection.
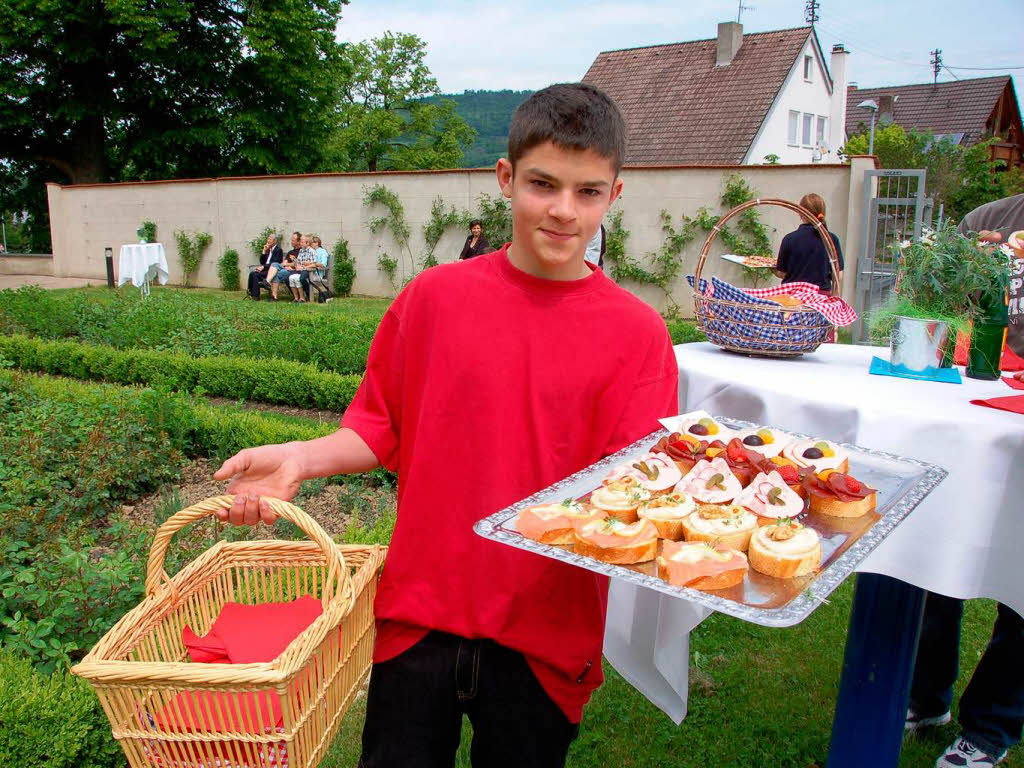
[0,274,101,290]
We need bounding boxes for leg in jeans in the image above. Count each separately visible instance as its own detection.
[465,640,579,768]
[360,632,463,768]
[910,591,964,717]
[958,603,1024,756]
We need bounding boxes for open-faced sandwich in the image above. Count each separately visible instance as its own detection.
[748,518,822,578]
[651,433,726,475]
[734,470,806,526]
[589,476,651,523]
[604,452,682,495]
[717,437,769,487]
[515,499,595,545]
[572,513,659,564]
[803,470,877,518]
[782,438,850,473]
[680,501,757,551]
[669,410,735,443]
[733,426,794,459]
[637,491,696,541]
[675,457,743,505]
[657,541,748,590]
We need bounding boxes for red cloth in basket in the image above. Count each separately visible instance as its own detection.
[182,596,323,664]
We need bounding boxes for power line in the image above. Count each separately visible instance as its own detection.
[944,64,1024,71]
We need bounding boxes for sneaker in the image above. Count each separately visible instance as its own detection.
[935,737,1006,767]
[906,708,952,731]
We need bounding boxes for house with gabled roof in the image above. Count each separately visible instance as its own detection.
[845,76,1022,169]
[582,22,849,165]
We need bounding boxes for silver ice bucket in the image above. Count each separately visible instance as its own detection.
[889,316,950,374]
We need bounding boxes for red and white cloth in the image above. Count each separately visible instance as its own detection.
[745,282,858,327]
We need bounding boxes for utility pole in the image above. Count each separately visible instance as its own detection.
[930,49,942,89]
[805,0,820,27]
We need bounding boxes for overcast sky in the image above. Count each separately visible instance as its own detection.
[336,0,1023,103]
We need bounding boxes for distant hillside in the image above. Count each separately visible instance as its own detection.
[437,89,534,168]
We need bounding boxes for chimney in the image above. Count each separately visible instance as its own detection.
[716,22,743,67]
[828,43,849,155]
[878,93,895,124]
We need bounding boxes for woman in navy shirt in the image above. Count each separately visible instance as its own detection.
[775,193,844,292]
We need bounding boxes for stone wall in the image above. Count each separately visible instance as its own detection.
[47,158,876,314]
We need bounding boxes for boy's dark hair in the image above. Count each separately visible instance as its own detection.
[508,83,627,175]
[469,219,482,229]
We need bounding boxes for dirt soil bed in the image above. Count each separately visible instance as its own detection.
[205,396,345,424]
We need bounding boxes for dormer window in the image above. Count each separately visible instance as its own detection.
[803,55,813,82]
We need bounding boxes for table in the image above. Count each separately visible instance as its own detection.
[602,342,1023,765]
[118,243,169,297]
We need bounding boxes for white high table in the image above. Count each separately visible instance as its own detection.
[603,342,1023,767]
[118,243,169,296]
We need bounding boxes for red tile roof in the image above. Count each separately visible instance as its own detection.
[582,27,814,165]
[845,76,1011,144]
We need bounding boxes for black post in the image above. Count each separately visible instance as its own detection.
[104,247,114,288]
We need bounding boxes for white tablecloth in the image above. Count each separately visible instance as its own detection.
[603,342,1023,723]
[118,243,169,288]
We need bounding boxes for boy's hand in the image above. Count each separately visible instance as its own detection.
[212,443,307,526]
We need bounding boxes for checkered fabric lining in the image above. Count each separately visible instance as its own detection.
[746,281,858,327]
[688,275,830,350]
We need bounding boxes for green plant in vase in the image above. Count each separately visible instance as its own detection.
[870,222,1010,366]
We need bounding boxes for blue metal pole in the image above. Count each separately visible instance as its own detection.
[827,573,926,768]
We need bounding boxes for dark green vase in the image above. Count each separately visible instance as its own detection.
[966,298,1008,380]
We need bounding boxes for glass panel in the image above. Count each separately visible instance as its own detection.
[817,116,826,144]
[802,113,813,145]
[788,111,799,144]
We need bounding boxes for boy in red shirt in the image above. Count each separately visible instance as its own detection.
[214,83,679,767]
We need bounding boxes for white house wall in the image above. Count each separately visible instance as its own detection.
[744,36,837,165]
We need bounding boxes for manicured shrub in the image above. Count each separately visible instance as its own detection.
[333,238,357,296]
[0,651,123,768]
[0,286,384,374]
[0,334,362,411]
[665,317,706,345]
[218,247,241,291]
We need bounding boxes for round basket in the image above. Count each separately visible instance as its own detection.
[692,198,841,357]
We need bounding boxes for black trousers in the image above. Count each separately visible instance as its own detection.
[359,631,579,768]
[910,593,1024,755]
[247,267,267,299]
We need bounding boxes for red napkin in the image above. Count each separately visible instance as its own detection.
[1002,345,1024,372]
[183,595,323,664]
[1004,375,1024,390]
[155,689,284,731]
[970,394,1024,414]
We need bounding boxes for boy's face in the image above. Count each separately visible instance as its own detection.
[496,141,622,280]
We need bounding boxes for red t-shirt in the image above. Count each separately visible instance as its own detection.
[340,245,679,722]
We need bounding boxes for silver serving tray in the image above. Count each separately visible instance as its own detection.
[473,416,947,627]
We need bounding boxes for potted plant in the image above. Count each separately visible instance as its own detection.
[870,222,1010,370]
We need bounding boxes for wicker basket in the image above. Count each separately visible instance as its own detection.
[73,496,386,768]
[693,198,842,357]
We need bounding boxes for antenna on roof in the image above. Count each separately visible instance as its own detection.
[930,49,943,89]
[804,0,820,27]
[737,0,754,23]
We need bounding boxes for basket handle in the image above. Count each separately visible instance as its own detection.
[693,198,842,297]
[144,495,352,611]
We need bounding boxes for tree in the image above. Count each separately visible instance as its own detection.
[328,32,475,172]
[0,0,348,247]
[842,122,1018,222]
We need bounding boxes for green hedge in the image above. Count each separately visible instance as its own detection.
[665,317,706,345]
[0,334,362,411]
[0,651,123,768]
[0,285,386,374]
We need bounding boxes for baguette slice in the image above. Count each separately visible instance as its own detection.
[748,522,821,578]
[809,491,876,518]
[680,505,756,552]
[657,542,747,590]
[515,500,593,544]
[572,517,659,564]
[804,471,877,518]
